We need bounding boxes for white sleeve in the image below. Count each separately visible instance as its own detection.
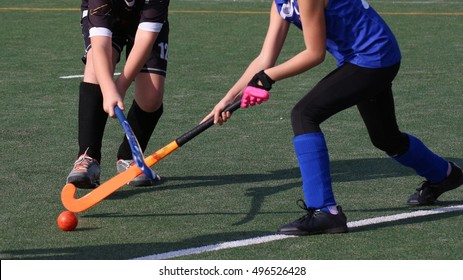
[89,27,113,38]
[138,22,163,33]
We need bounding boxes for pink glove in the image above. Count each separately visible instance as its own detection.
[241,86,270,108]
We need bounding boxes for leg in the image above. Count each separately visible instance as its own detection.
[116,22,168,186]
[77,82,107,161]
[356,67,462,205]
[279,63,406,235]
[290,64,389,210]
[78,46,120,160]
[117,19,168,159]
[67,46,120,188]
[117,73,165,160]
[115,73,165,186]
[360,90,448,183]
[279,64,383,235]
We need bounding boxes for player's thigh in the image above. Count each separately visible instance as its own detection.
[83,48,120,84]
[81,14,121,84]
[132,23,168,112]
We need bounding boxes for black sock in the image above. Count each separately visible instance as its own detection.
[117,100,163,160]
[78,82,108,162]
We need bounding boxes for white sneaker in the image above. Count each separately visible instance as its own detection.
[66,153,100,189]
[116,159,161,186]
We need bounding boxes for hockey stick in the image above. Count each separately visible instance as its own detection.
[114,106,155,180]
[61,100,242,213]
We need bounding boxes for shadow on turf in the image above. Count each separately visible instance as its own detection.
[347,199,463,213]
[1,230,274,260]
[349,209,463,233]
[4,208,462,259]
[107,156,426,198]
[105,157,462,225]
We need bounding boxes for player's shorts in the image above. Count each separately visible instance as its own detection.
[80,13,169,77]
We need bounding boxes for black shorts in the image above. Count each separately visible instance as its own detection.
[291,63,401,136]
[80,14,169,76]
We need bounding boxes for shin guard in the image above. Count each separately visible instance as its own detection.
[117,100,163,160]
[78,82,108,162]
[392,134,448,183]
[293,133,336,209]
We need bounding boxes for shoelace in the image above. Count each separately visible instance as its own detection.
[295,199,316,223]
[73,155,94,171]
[415,180,432,193]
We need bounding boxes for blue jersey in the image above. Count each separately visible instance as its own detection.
[275,0,401,68]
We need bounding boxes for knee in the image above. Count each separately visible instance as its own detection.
[134,74,165,112]
[132,99,164,118]
[371,133,409,156]
[135,90,164,112]
[290,102,304,123]
[290,103,320,135]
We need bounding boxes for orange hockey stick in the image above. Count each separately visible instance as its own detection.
[61,100,241,213]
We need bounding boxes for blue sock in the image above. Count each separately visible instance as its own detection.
[392,134,448,183]
[293,133,336,210]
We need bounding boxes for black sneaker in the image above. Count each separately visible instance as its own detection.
[407,162,463,206]
[277,200,348,236]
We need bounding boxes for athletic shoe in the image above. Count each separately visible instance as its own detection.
[66,153,100,189]
[407,162,463,206]
[116,159,161,186]
[277,200,349,236]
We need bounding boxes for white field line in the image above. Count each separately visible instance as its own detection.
[133,204,463,260]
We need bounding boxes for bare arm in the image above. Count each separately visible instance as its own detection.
[90,35,123,117]
[203,0,327,124]
[116,28,158,94]
[203,2,290,124]
[91,28,158,117]
[265,0,327,81]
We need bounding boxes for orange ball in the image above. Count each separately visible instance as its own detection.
[57,211,78,231]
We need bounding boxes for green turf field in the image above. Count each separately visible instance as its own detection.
[1,0,462,260]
